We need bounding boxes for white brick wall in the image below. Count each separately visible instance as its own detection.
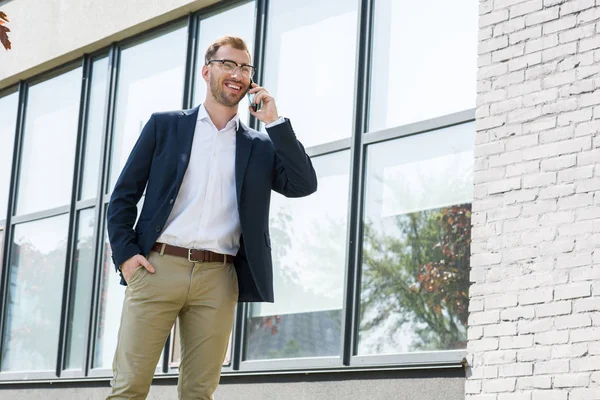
[469,0,600,398]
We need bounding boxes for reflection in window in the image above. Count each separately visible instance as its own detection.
[368,0,477,131]
[245,151,350,360]
[0,91,18,219]
[65,208,96,369]
[80,57,109,201]
[359,123,474,355]
[1,214,69,371]
[262,0,358,148]
[108,25,187,192]
[95,198,153,369]
[193,1,255,124]
[16,68,82,215]
[93,226,121,368]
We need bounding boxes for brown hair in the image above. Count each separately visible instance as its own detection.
[204,36,252,64]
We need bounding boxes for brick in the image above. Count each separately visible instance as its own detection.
[506,134,539,151]
[539,126,574,144]
[518,318,553,334]
[554,314,592,330]
[571,327,600,343]
[574,297,600,313]
[559,0,595,15]
[508,79,542,98]
[575,120,600,137]
[484,350,517,365]
[486,293,519,309]
[576,178,600,193]
[541,154,577,171]
[498,393,532,400]
[500,335,535,349]
[538,209,574,225]
[525,33,559,53]
[517,375,551,390]
[580,34,600,52]
[472,252,503,267]
[470,366,500,380]
[469,325,484,340]
[521,202,556,218]
[481,9,510,27]
[538,184,576,200]
[532,391,567,400]
[551,343,588,358]
[519,288,553,305]
[525,7,560,26]
[502,306,536,321]
[557,167,594,184]
[517,346,551,362]
[539,238,574,255]
[510,0,543,18]
[482,378,516,393]
[571,356,600,372]
[479,35,509,55]
[556,252,592,269]
[557,221,594,236]
[553,373,590,388]
[569,388,600,400]
[485,322,518,337]
[508,106,542,123]
[534,359,569,374]
[465,379,482,394]
[554,282,592,300]
[479,63,510,80]
[510,26,543,45]
[504,246,538,262]
[493,43,527,63]
[469,338,501,352]
[542,97,578,115]
[523,117,556,134]
[523,172,556,188]
[543,14,577,34]
[578,6,600,24]
[478,115,508,130]
[534,330,569,344]
[535,301,571,317]
[557,108,593,126]
[504,189,539,204]
[577,149,600,166]
[523,138,591,161]
[470,310,501,325]
[499,363,533,377]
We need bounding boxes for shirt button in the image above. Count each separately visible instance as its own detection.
[155,226,162,232]
[169,199,174,204]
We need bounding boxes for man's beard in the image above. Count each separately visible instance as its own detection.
[209,75,245,107]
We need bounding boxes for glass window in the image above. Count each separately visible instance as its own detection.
[80,57,109,200]
[16,68,82,216]
[65,208,96,369]
[359,123,474,355]
[262,0,358,148]
[194,1,255,124]
[93,226,124,368]
[1,214,69,371]
[245,151,350,360]
[368,0,477,132]
[94,197,147,369]
[108,25,187,192]
[0,227,4,276]
[0,90,18,219]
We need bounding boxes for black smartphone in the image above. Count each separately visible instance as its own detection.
[247,79,261,112]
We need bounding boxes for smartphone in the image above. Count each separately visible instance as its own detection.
[247,79,261,112]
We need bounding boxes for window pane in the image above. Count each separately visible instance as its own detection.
[245,151,350,360]
[108,25,187,192]
[0,227,4,276]
[262,0,358,148]
[0,91,18,219]
[194,1,255,124]
[16,68,82,215]
[80,57,109,200]
[1,214,69,371]
[95,198,157,369]
[65,208,96,369]
[359,123,474,355]
[368,0,477,132]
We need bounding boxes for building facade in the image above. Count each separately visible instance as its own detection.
[0,0,596,399]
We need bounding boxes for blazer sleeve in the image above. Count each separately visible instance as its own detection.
[106,113,157,271]
[266,118,318,197]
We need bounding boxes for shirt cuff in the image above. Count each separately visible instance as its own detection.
[265,116,286,128]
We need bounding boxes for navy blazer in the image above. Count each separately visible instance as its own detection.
[106,106,317,302]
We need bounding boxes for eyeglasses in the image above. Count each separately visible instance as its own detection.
[206,59,257,78]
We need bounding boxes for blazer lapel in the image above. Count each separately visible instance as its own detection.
[176,106,200,183]
[235,123,253,205]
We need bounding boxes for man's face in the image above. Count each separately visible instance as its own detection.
[204,45,252,108]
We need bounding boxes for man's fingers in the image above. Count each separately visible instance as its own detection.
[136,255,155,273]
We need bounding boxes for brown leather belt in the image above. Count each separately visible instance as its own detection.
[151,242,235,263]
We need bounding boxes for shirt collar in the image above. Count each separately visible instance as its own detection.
[198,104,240,131]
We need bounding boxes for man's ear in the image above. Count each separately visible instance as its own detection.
[201,64,210,83]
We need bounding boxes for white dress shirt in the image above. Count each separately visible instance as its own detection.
[157,104,283,255]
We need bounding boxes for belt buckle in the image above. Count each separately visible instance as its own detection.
[188,249,198,263]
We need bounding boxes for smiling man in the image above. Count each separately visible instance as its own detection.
[105,36,317,400]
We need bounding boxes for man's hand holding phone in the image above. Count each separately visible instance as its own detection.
[247,81,279,125]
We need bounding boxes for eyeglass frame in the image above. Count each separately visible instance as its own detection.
[205,59,257,78]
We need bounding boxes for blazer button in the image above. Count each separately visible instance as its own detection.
[169,199,174,205]
[155,226,162,232]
